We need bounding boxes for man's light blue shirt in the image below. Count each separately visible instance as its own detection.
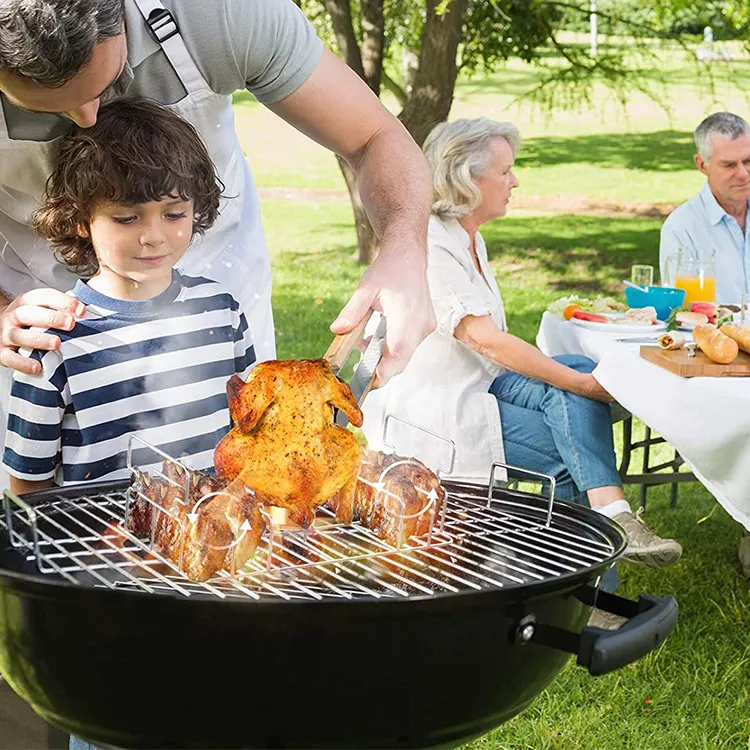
[659,182,750,303]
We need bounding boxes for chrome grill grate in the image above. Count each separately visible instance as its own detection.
[1,480,619,602]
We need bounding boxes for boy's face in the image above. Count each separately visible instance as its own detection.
[87,196,194,299]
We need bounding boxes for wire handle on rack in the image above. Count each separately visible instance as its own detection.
[382,413,457,478]
[487,462,556,527]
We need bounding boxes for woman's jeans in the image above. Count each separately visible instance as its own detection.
[490,354,622,500]
[490,354,622,591]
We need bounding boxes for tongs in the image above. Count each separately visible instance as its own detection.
[324,309,387,425]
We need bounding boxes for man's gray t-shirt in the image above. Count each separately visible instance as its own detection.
[1,0,323,141]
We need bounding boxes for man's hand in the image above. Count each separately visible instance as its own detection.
[0,289,84,374]
[331,239,436,386]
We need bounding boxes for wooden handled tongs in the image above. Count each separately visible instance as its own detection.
[324,310,387,422]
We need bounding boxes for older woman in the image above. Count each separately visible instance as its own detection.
[363,117,681,571]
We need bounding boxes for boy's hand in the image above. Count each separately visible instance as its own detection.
[0,289,85,374]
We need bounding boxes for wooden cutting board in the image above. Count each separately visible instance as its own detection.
[640,346,750,377]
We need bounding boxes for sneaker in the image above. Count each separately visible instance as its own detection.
[614,508,683,569]
[587,608,627,630]
[739,535,750,578]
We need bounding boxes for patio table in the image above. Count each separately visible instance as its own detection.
[537,312,750,531]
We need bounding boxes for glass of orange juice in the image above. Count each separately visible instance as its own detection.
[667,249,716,305]
[674,273,716,305]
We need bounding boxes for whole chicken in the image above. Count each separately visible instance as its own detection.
[214,359,364,528]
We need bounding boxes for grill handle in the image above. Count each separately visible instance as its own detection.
[524,586,678,676]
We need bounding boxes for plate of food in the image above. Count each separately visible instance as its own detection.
[566,305,667,333]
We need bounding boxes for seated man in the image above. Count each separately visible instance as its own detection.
[659,112,750,304]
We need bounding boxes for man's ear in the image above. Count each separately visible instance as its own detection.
[694,153,708,176]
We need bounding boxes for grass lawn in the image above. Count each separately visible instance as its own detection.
[234,43,750,204]
[250,40,750,750]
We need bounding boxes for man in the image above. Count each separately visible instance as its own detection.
[0,0,435,382]
[659,111,750,304]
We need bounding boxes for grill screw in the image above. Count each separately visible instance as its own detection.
[514,615,537,645]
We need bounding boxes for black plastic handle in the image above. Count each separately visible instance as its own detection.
[526,586,678,676]
[577,589,678,675]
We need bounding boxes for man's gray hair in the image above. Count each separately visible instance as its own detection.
[0,0,125,86]
[423,117,521,220]
[695,112,750,162]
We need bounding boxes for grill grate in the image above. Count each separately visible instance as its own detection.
[1,480,618,602]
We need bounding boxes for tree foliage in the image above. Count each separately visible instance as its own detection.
[291,0,748,263]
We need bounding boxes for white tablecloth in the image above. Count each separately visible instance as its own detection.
[537,312,750,531]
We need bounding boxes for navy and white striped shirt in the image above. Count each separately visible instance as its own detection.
[3,272,256,484]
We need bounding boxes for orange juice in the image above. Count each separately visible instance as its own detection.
[675,275,716,305]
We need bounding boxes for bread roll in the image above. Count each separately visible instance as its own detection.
[720,324,750,354]
[693,325,739,364]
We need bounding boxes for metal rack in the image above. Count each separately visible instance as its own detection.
[0,416,618,602]
[1,477,616,602]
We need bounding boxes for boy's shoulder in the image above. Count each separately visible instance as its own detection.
[176,273,242,312]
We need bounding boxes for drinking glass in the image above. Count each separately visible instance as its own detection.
[631,264,654,288]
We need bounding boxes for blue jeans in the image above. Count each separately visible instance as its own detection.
[490,354,622,501]
[490,354,621,591]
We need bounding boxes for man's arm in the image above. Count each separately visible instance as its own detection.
[0,289,83,374]
[268,49,435,384]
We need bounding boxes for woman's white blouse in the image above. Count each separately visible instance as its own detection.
[362,216,507,482]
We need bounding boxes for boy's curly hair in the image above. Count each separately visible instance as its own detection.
[32,98,224,277]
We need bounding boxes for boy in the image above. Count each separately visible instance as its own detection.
[2,99,256,494]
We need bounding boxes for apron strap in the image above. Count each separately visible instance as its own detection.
[0,95,10,140]
[132,0,207,96]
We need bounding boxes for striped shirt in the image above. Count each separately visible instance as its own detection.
[3,272,256,484]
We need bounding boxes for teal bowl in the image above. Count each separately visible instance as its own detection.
[625,285,686,321]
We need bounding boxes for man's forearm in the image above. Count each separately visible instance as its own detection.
[351,124,432,257]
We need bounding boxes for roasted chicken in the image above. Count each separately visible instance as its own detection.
[329,449,446,546]
[214,359,364,528]
[129,462,265,582]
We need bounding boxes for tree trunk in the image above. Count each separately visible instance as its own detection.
[399,0,469,147]
[361,0,385,94]
[323,0,364,76]
[337,156,380,264]
[324,0,386,264]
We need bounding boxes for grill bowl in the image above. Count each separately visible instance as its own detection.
[0,480,675,749]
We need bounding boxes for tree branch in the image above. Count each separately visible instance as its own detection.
[381,69,408,108]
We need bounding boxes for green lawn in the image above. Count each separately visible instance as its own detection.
[235,44,750,204]
[251,43,750,750]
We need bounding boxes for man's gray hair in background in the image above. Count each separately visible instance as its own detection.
[0,0,125,85]
[694,112,750,162]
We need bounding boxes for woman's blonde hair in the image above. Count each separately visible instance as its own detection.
[423,118,521,220]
